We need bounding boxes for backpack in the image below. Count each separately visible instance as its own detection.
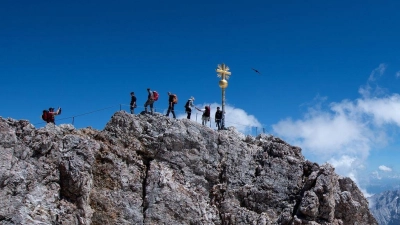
[172,94,178,104]
[42,110,49,122]
[185,100,190,108]
[152,91,159,101]
[204,106,210,117]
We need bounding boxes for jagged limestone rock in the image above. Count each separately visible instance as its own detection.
[0,112,377,224]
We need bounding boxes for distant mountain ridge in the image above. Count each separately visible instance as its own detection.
[0,111,377,224]
[369,189,400,225]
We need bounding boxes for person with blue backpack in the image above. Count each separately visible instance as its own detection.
[184,97,195,119]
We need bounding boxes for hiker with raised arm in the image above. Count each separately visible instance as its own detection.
[195,105,210,126]
[42,107,62,124]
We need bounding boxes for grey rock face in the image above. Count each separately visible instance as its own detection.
[369,189,400,225]
[0,112,377,224]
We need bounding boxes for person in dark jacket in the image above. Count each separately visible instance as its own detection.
[165,92,177,118]
[215,107,223,130]
[130,92,137,114]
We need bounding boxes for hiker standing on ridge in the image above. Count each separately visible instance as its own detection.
[144,88,158,114]
[165,92,178,118]
[215,106,223,130]
[47,107,61,124]
[184,97,195,119]
[195,106,210,126]
[130,92,137,114]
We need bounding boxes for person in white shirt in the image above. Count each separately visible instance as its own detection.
[184,97,195,119]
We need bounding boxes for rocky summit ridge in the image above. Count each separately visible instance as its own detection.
[0,111,377,225]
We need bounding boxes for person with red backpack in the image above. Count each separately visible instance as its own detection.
[42,107,61,124]
[195,105,210,126]
[144,88,158,114]
[165,92,178,118]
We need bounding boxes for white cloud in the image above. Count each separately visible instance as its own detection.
[177,103,261,134]
[272,101,372,159]
[223,104,262,133]
[357,94,400,126]
[361,189,373,198]
[328,155,357,179]
[371,171,381,180]
[272,63,400,190]
[379,165,392,172]
[359,64,387,98]
[368,63,386,82]
[328,155,373,197]
[396,71,400,78]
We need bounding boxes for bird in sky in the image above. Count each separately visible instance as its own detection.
[252,68,261,75]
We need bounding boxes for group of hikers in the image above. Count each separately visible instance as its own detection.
[130,88,224,130]
[41,88,224,130]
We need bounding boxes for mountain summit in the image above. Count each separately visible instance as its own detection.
[0,111,377,224]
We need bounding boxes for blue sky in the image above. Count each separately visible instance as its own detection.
[1,0,400,194]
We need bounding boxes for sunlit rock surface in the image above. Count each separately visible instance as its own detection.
[0,111,377,224]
